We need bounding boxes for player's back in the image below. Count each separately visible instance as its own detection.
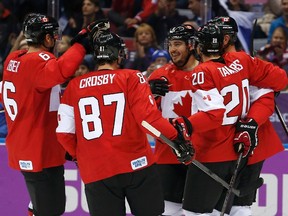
[63,68,160,182]
[190,58,250,162]
[223,51,288,91]
[2,50,65,171]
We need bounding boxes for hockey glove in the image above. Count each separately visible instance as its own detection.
[233,118,258,158]
[149,77,169,97]
[171,116,194,165]
[87,18,110,41]
[70,28,90,53]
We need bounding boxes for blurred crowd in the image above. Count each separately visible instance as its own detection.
[0,0,288,77]
[0,0,288,140]
[0,0,287,75]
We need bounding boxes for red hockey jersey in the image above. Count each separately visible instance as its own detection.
[148,63,194,164]
[56,69,178,184]
[246,90,284,165]
[1,43,86,172]
[189,52,287,163]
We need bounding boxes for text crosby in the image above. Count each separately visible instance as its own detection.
[79,74,116,88]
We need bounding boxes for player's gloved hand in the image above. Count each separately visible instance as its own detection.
[70,28,90,53]
[171,116,195,165]
[87,18,110,41]
[233,118,258,158]
[149,77,169,97]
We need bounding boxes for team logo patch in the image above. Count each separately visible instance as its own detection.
[131,156,148,170]
[19,160,33,170]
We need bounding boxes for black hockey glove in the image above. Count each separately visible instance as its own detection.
[233,118,258,158]
[171,116,194,165]
[87,18,110,41]
[70,28,90,53]
[149,78,169,97]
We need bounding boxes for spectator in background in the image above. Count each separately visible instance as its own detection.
[56,35,72,56]
[143,49,170,77]
[147,0,188,47]
[108,0,157,37]
[74,54,95,77]
[254,3,277,39]
[125,23,160,72]
[187,0,228,26]
[226,0,251,12]
[257,26,288,77]
[9,31,28,54]
[267,0,288,43]
[0,2,20,64]
[63,0,106,36]
[187,0,202,26]
[61,54,96,91]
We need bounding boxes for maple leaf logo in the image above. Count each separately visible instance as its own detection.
[173,92,192,116]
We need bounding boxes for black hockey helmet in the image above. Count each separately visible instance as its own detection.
[167,24,196,43]
[195,23,224,55]
[91,30,128,65]
[166,24,196,64]
[210,16,238,43]
[23,13,60,44]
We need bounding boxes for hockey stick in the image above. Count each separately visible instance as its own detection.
[275,104,288,136]
[220,151,243,216]
[249,19,257,56]
[141,120,263,197]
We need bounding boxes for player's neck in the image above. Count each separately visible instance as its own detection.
[202,54,221,63]
[98,62,118,70]
[27,45,49,53]
[182,59,199,71]
[225,46,237,53]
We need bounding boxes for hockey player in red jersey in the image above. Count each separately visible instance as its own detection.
[56,27,194,216]
[147,24,199,215]
[0,13,95,215]
[176,23,287,216]
[212,16,288,216]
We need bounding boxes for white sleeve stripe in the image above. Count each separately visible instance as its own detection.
[56,104,75,134]
[194,88,225,112]
[249,86,273,103]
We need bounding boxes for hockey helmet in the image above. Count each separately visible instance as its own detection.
[210,16,238,43]
[167,24,196,43]
[92,31,128,64]
[23,13,60,44]
[195,24,224,55]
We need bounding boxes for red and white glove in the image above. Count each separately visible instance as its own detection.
[233,118,258,158]
[171,116,195,165]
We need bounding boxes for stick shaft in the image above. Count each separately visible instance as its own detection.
[141,120,241,196]
[220,153,243,216]
[275,104,288,136]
